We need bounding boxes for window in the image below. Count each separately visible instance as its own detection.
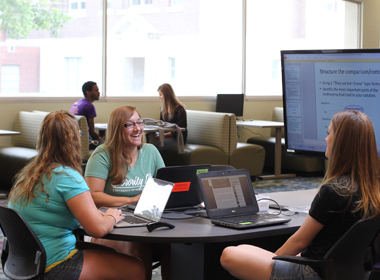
[119,57,145,95]
[1,66,20,93]
[107,0,242,97]
[271,59,280,81]
[0,0,361,99]
[245,0,360,96]
[131,0,152,5]
[65,58,83,94]
[69,0,87,18]
[171,0,182,6]
[71,2,78,9]
[169,58,176,79]
[70,1,86,10]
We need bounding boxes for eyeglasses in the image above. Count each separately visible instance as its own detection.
[124,120,144,129]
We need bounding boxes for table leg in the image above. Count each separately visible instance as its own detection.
[259,127,296,180]
[171,234,293,280]
[171,243,205,280]
[171,243,237,280]
[146,132,156,144]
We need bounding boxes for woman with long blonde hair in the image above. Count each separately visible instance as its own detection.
[220,110,380,280]
[9,110,145,280]
[85,105,168,280]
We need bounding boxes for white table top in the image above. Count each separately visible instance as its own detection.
[0,129,20,136]
[236,120,284,128]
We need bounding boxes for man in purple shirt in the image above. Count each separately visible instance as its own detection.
[70,81,100,141]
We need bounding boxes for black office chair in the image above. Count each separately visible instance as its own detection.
[273,217,380,280]
[369,259,380,280]
[0,206,46,280]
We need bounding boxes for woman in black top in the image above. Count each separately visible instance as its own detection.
[220,110,380,280]
[156,83,187,151]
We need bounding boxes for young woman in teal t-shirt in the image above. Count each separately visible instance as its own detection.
[85,106,168,280]
[9,111,145,280]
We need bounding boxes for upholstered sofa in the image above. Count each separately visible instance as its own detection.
[247,107,325,173]
[0,111,90,190]
[160,110,265,177]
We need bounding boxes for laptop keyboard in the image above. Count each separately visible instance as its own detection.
[121,215,149,224]
[219,213,277,224]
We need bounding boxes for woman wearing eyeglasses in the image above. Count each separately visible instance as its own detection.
[85,105,168,280]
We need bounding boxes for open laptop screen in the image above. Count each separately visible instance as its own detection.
[134,177,174,221]
[198,170,259,218]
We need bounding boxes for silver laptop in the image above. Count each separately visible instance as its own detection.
[197,169,291,229]
[115,177,174,228]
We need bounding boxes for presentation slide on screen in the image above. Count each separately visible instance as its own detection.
[315,62,380,141]
[286,100,301,118]
[285,83,301,100]
[284,61,380,148]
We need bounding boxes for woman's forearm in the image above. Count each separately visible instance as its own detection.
[91,192,136,208]
[275,234,309,256]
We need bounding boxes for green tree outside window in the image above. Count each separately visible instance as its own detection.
[0,0,71,39]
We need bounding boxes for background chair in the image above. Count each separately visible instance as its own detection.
[273,217,380,280]
[369,260,380,280]
[0,206,46,280]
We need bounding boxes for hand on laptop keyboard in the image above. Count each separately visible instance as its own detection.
[104,209,125,224]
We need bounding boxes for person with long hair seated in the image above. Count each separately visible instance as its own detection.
[8,110,145,280]
[156,83,187,151]
[84,106,169,280]
[220,110,380,280]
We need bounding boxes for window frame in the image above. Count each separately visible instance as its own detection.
[0,0,364,103]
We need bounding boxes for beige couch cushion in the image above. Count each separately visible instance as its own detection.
[186,110,231,155]
[163,110,265,176]
[13,111,90,161]
[13,111,47,149]
[229,116,265,177]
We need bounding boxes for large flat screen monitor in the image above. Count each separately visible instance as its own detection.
[281,49,380,158]
[216,94,244,117]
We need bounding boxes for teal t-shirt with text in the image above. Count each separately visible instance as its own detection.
[85,143,165,197]
[9,166,89,268]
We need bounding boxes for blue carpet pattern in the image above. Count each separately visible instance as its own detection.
[0,176,322,279]
[254,176,322,193]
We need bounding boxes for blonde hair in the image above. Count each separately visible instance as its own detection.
[102,106,145,185]
[322,110,380,219]
[158,83,185,120]
[9,111,83,205]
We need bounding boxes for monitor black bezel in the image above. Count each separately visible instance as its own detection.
[215,93,244,117]
[281,48,380,159]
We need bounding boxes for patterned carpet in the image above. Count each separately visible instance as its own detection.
[0,176,323,279]
[253,176,323,193]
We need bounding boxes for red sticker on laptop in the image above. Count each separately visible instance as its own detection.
[172,182,191,192]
